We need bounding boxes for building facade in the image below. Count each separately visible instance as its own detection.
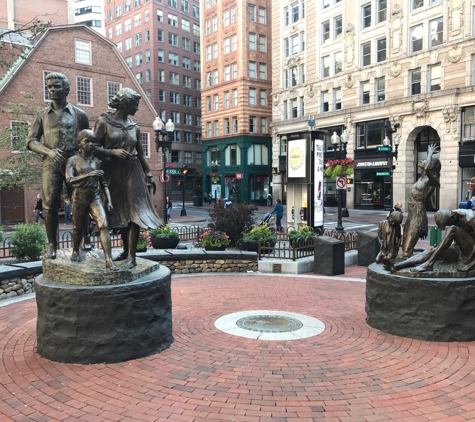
[74,0,106,35]
[0,25,160,223]
[105,0,203,203]
[200,0,273,205]
[271,0,475,224]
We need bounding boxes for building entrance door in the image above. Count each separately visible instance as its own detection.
[1,188,25,223]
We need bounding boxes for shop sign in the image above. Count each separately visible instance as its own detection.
[376,171,391,177]
[356,160,389,168]
[166,169,181,174]
[271,167,279,174]
[235,172,243,180]
[377,146,391,152]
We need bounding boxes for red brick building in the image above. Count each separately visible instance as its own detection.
[0,24,164,224]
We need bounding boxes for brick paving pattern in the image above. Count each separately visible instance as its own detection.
[0,272,474,421]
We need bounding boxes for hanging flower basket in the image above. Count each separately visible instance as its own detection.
[324,158,355,181]
[210,172,220,183]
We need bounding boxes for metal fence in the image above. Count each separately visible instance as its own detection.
[258,238,315,261]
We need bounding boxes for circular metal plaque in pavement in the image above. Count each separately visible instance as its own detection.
[236,315,303,333]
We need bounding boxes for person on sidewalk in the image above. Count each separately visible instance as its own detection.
[272,198,284,232]
[34,194,44,223]
[64,199,72,225]
[166,196,172,221]
[267,193,272,207]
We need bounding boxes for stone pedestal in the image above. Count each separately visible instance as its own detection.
[366,263,475,342]
[357,231,380,266]
[36,251,173,364]
[314,235,344,276]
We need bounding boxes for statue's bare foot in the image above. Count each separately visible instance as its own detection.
[380,254,396,273]
[106,259,119,271]
[414,262,432,272]
[70,251,80,262]
[122,257,137,269]
[113,250,128,261]
[44,244,57,259]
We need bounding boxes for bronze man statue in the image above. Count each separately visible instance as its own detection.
[376,210,403,262]
[27,72,89,259]
[66,130,117,271]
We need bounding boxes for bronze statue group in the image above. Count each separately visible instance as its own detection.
[377,143,475,274]
[27,73,162,270]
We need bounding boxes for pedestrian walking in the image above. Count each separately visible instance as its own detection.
[64,199,72,225]
[166,196,172,221]
[267,193,272,207]
[272,198,284,233]
[34,194,44,223]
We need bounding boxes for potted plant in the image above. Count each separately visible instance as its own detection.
[241,224,277,252]
[149,225,180,249]
[200,229,230,251]
[324,157,355,180]
[117,230,151,252]
[287,226,316,248]
[210,172,220,184]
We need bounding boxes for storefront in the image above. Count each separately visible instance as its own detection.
[459,106,475,202]
[354,157,393,210]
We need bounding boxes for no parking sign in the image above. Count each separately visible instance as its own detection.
[336,177,347,190]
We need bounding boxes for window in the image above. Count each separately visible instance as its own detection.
[140,132,150,158]
[157,50,164,62]
[182,57,190,69]
[249,88,256,106]
[182,19,190,32]
[107,81,121,103]
[411,25,423,53]
[134,33,142,46]
[291,35,299,55]
[223,9,230,26]
[283,70,289,89]
[249,61,256,78]
[322,56,330,78]
[157,29,164,42]
[75,39,91,64]
[284,38,289,58]
[159,90,165,102]
[377,38,386,62]
[259,6,266,24]
[135,72,142,84]
[213,69,218,85]
[362,42,371,67]
[206,45,212,61]
[124,0,130,12]
[230,5,236,22]
[224,65,230,81]
[283,101,288,120]
[145,90,151,100]
[249,33,256,50]
[116,42,122,52]
[212,42,218,59]
[169,53,178,66]
[410,68,421,95]
[362,4,371,29]
[168,14,178,27]
[184,132,192,143]
[357,119,386,148]
[231,35,237,51]
[249,4,256,21]
[260,90,267,106]
[158,69,165,82]
[259,35,266,52]
[195,97,201,108]
[171,151,180,162]
[193,24,200,36]
[322,21,330,44]
[77,77,92,106]
[205,71,211,87]
[125,57,132,67]
[376,77,385,102]
[290,66,297,87]
[212,16,217,32]
[428,64,441,91]
[115,23,122,36]
[412,0,423,10]
[206,96,211,112]
[232,117,238,133]
[184,114,192,125]
[334,52,342,74]
[291,99,298,118]
[144,9,149,22]
[334,16,342,39]
[224,37,230,54]
[214,120,219,137]
[145,30,150,42]
[170,92,180,104]
[259,63,267,79]
[249,116,257,133]
[430,18,443,48]
[10,121,27,152]
[292,2,299,23]
[224,91,229,108]
[260,117,267,133]
[171,111,180,124]
[115,4,121,17]
[194,60,200,72]
[196,152,202,163]
[157,10,163,22]
[377,0,387,23]
[224,118,230,135]
[334,88,342,110]
[134,0,140,6]
[184,151,192,164]
[232,63,237,79]
[471,54,475,85]
[184,94,191,107]
[248,144,268,165]
[213,94,219,111]
[170,72,179,85]
[168,33,178,46]
[361,81,370,105]
[322,91,329,113]
[108,28,112,40]
[193,42,200,54]
[232,89,237,106]
[134,52,142,66]
[134,13,141,27]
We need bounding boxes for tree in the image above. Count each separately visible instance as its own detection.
[0,92,42,189]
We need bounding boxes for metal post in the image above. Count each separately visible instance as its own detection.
[163,145,168,224]
[180,180,186,216]
[336,188,344,232]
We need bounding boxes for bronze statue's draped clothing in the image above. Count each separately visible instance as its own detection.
[94,113,162,230]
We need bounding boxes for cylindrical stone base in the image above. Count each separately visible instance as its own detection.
[366,263,475,342]
[35,266,173,364]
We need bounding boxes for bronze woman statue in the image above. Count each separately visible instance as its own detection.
[94,88,162,268]
[402,144,441,257]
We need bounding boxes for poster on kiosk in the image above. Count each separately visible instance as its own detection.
[314,139,324,228]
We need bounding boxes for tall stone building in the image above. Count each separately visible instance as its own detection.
[105,0,203,202]
[271,0,475,218]
[200,0,273,205]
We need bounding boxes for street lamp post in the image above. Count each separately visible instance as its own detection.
[153,117,175,224]
[211,160,219,203]
[383,122,401,160]
[331,129,349,233]
[180,165,188,216]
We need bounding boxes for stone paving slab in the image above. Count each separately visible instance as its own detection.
[0,271,475,421]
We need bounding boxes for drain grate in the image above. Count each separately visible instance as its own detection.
[236,315,303,333]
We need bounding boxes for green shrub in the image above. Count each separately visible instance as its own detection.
[9,223,47,261]
[288,225,316,242]
[149,225,179,239]
[242,223,277,243]
[0,226,5,243]
[208,203,256,245]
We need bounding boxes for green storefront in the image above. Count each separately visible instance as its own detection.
[202,135,272,205]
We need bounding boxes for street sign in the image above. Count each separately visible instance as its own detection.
[236,172,243,180]
[376,171,391,177]
[165,163,173,168]
[336,177,347,190]
[166,169,181,174]
[377,146,391,152]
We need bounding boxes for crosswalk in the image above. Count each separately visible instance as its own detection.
[322,221,378,231]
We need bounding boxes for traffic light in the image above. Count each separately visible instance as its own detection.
[177,180,183,186]
[346,178,353,185]
[181,165,188,176]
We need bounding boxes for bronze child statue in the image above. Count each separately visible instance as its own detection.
[66,130,118,271]
[376,210,403,263]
